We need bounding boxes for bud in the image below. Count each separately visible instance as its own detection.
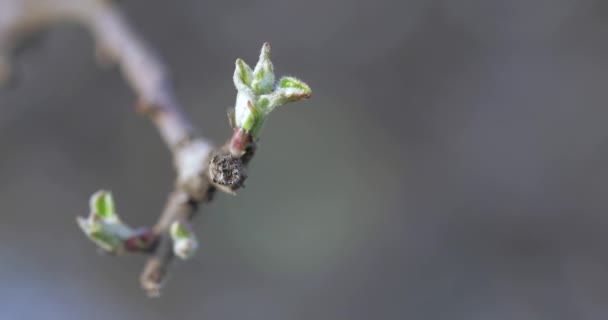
[76,190,135,253]
[170,221,198,260]
[230,43,311,147]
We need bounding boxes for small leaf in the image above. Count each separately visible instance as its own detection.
[90,190,115,220]
[251,43,275,94]
[88,229,123,252]
[263,87,311,111]
[278,76,311,96]
[233,59,254,94]
[77,216,124,253]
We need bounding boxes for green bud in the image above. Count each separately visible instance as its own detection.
[231,43,311,140]
[170,221,198,260]
[77,190,135,253]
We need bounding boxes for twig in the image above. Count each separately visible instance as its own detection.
[0,0,226,295]
[2,0,310,296]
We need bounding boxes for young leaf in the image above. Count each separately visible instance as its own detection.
[233,59,254,94]
[251,42,275,94]
[90,190,116,220]
[278,76,311,95]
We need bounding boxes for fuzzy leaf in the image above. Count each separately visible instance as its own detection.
[233,59,254,96]
[251,43,275,94]
[263,84,311,111]
[278,76,311,95]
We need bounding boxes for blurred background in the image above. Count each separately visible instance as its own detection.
[2,0,608,319]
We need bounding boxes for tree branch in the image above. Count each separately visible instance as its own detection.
[2,0,309,297]
[141,190,198,296]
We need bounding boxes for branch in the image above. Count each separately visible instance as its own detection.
[141,190,198,296]
[0,1,193,148]
[2,0,310,297]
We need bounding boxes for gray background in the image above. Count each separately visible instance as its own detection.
[2,0,608,319]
